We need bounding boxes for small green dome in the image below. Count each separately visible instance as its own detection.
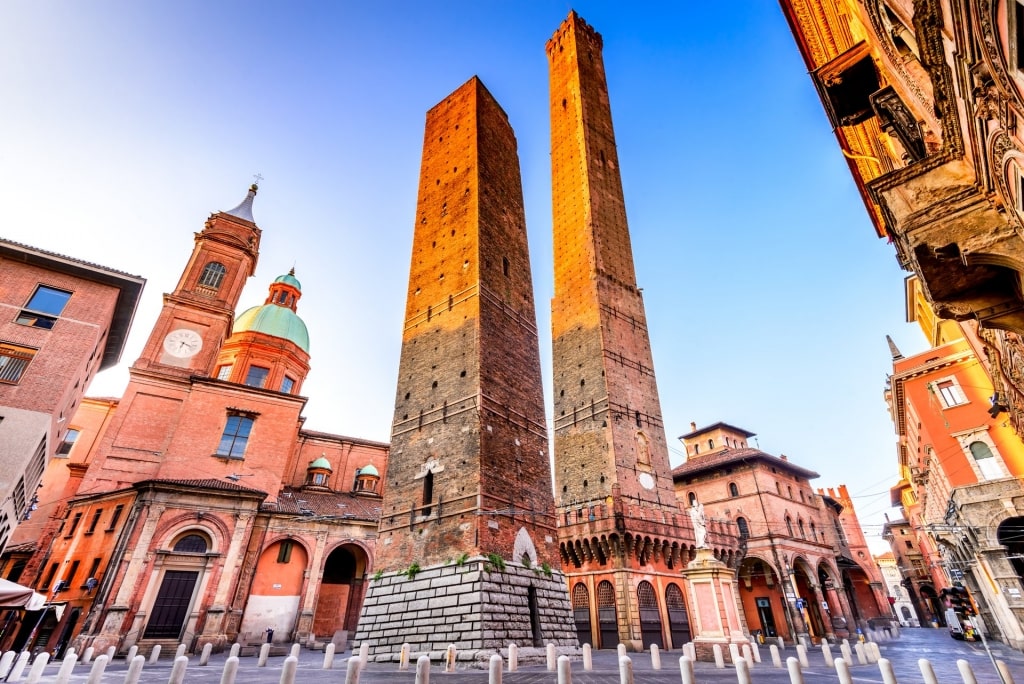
[357,464,379,477]
[308,457,332,471]
[275,272,301,290]
[234,304,310,352]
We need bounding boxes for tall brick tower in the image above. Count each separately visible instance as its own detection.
[548,13,706,650]
[355,77,576,660]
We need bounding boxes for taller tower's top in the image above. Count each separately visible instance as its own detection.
[222,183,259,224]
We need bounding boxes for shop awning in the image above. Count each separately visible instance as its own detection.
[0,579,46,610]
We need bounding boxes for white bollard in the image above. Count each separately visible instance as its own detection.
[776,636,785,651]
[796,644,809,668]
[346,655,365,684]
[23,652,49,684]
[200,643,213,666]
[280,655,298,684]
[105,646,115,662]
[414,655,430,684]
[752,642,762,663]
[956,659,977,684]
[854,642,866,665]
[770,644,782,668]
[686,642,696,661]
[619,655,633,684]
[127,645,139,662]
[840,642,852,664]
[714,643,725,669]
[0,651,15,679]
[174,644,186,660]
[919,658,939,684]
[680,655,695,684]
[123,655,145,684]
[149,645,162,664]
[787,656,804,684]
[547,643,556,671]
[878,658,898,684]
[508,644,518,672]
[617,643,627,659]
[399,643,409,671]
[258,643,271,667]
[583,644,592,671]
[9,651,31,681]
[742,644,753,668]
[323,643,336,669]
[54,653,77,684]
[997,661,1016,684]
[489,654,503,684]
[445,644,456,673]
[359,643,369,662]
[836,658,853,684]
[86,655,109,684]
[557,655,571,684]
[651,643,661,670]
[220,656,239,684]
[822,643,833,668]
[290,643,300,659]
[65,648,76,660]
[166,655,188,684]
[868,642,880,663]
[82,647,95,665]
[229,643,240,659]
[729,642,741,665]
[736,658,752,684]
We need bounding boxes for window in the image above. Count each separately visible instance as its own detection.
[56,428,80,456]
[40,563,58,592]
[422,471,434,516]
[64,559,81,588]
[280,376,295,394]
[86,509,103,534]
[798,519,806,538]
[687,492,697,506]
[729,482,739,498]
[16,285,72,329]
[85,558,102,587]
[785,516,794,537]
[244,366,269,388]
[933,378,967,408]
[737,517,750,539]
[66,511,83,537]
[216,365,233,381]
[6,559,26,584]
[173,534,208,553]
[708,439,714,449]
[905,540,913,550]
[0,342,36,384]
[216,414,254,458]
[810,522,817,540]
[969,441,1003,480]
[277,540,294,563]
[198,262,226,289]
[107,504,124,532]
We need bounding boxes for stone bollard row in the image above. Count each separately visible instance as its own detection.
[346,654,365,684]
[167,655,188,684]
[729,642,741,665]
[795,643,809,668]
[878,658,897,684]
[82,646,95,665]
[685,642,696,662]
[822,643,834,668]
[323,643,336,669]
[557,654,571,684]
[742,644,753,668]
[769,644,782,668]
[713,643,725,669]
[752,642,761,663]
[280,655,298,684]
[735,658,752,684]
[919,658,939,684]
[174,643,186,659]
[617,643,627,659]
[547,643,556,671]
[508,643,518,672]
[680,655,694,684]
[221,656,240,684]
[359,643,369,662]
[618,656,633,684]
[200,642,213,666]
[445,644,456,673]
[105,645,116,662]
[956,659,977,684]
[259,643,271,667]
[123,654,146,684]
[149,644,162,664]
[399,643,410,671]
[835,658,853,684]
[854,642,867,665]
[229,643,240,659]
[787,657,804,684]
[9,650,31,681]
[488,654,503,684]
[650,643,661,670]
[23,652,49,684]
[582,643,593,671]
[54,653,77,684]
[127,645,139,662]
[840,641,852,664]
[290,643,301,659]
[0,651,15,679]
[414,655,430,684]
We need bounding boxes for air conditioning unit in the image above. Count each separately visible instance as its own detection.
[85,577,98,591]
[52,580,67,593]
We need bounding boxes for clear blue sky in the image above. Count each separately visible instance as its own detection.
[0,2,919,550]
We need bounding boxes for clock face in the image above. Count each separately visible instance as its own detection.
[638,472,655,490]
[163,328,203,358]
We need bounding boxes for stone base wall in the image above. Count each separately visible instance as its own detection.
[354,558,578,661]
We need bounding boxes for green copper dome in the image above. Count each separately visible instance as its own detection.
[233,304,310,352]
[308,457,332,471]
[357,464,379,477]
[275,272,301,290]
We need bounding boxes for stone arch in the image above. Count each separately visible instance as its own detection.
[154,513,230,553]
[513,527,538,567]
[239,537,310,642]
[312,543,369,637]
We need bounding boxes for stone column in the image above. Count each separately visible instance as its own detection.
[681,549,748,662]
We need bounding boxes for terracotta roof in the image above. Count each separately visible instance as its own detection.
[268,487,381,522]
[671,447,820,480]
[298,429,390,449]
[2,542,36,555]
[136,478,267,496]
[678,421,756,440]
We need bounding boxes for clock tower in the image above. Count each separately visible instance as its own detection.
[134,185,261,378]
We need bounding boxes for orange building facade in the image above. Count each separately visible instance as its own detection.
[0,187,388,657]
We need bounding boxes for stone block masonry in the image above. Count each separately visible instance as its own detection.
[354,559,577,661]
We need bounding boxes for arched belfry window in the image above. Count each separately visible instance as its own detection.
[729,482,739,497]
[198,262,226,290]
[736,517,750,539]
[969,441,1003,480]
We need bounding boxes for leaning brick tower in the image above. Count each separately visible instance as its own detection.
[548,12,704,650]
[355,76,576,660]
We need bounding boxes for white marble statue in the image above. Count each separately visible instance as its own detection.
[690,500,708,549]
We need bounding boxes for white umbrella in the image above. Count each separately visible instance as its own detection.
[0,578,46,611]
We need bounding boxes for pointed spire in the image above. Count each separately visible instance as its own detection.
[886,334,904,361]
[223,184,258,223]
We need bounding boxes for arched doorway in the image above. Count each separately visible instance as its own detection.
[792,561,825,640]
[571,583,592,646]
[313,545,368,637]
[143,532,212,640]
[596,580,618,649]
[997,517,1024,587]
[817,563,849,638]
[239,538,309,641]
[918,584,943,626]
[739,557,785,640]
[637,581,663,648]
[665,583,691,648]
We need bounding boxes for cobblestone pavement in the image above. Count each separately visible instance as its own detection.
[15,627,1024,682]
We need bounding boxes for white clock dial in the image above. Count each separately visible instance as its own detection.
[163,328,203,358]
[638,472,655,490]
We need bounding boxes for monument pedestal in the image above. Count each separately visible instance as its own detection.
[681,548,748,663]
